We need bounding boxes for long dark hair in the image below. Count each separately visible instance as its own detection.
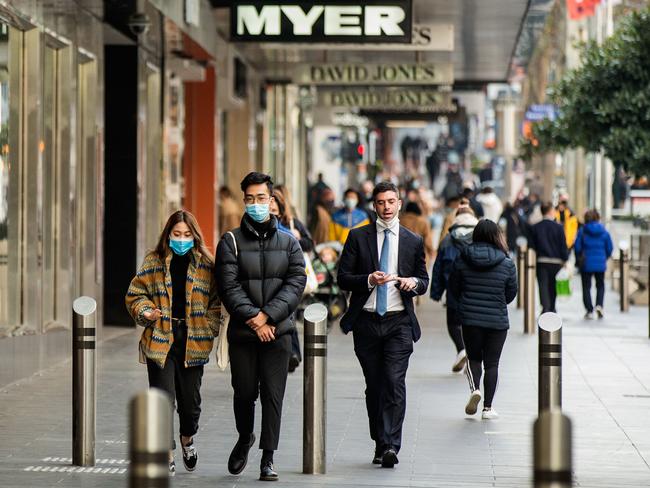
[155,210,214,264]
[472,219,508,254]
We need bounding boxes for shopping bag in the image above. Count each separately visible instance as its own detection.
[303,252,318,295]
[555,267,571,297]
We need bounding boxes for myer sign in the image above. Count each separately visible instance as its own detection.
[318,88,455,113]
[231,1,412,43]
[295,63,454,85]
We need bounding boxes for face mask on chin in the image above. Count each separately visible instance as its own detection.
[376,204,401,227]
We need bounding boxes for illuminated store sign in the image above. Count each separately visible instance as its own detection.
[295,63,454,85]
[318,88,455,113]
[231,1,412,43]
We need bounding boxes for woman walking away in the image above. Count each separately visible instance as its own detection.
[430,207,478,372]
[449,219,517,419]
[574,209,613,319]
[126,210,220,475]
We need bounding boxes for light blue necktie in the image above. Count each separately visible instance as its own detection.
[377,229,390,316]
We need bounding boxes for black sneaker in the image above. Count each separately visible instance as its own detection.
[381,448,399,468]
[180,437,198,471]
[259,461,279,481]
[228,433,256,475]
[372,443,382,464]
[288,355,300,373]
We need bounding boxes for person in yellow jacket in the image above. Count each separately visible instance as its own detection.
[329,188,369,244]
[125,210,220,476]
[555,195,579,249]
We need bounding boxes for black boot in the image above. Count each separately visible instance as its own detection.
[227,433,255,475]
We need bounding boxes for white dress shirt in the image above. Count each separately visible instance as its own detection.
[364,219,405,313]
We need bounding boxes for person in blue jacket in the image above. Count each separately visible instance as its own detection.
[430,207,478,372]
[574,209,613,319]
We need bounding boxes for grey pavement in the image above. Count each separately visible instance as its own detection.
[1,278,650,487]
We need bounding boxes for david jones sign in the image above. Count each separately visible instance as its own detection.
[231,1,413,43]
[295,63,454,85]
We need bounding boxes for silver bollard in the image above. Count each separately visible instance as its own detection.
[129,389,172,488]
[303,303,328,475]
[72,296,97,466]
[524,248,537,334]
[516,238,527,309]
[620,248,629,312]
[538,312,562,414]
[534,409,572,488]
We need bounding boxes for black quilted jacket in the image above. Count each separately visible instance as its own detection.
[215,214,306,343]
[449,242,517,330]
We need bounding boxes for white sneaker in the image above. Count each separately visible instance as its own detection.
[595,306,604,319]
[452,349,467,373]
[482,408,499,420]
[169,457,176,477]
[584,311,594,320]
[465,390,482,415]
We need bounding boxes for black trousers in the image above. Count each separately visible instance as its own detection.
[353,311,413,453]
[461,326,507,409]
[581,271,605,312]
[536,263,563,313]
[446,307,465,353]
[229,334,292,451]
[147,323,204,449]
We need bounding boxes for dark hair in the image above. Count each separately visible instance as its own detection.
[472,219,508,254]
[584,208,600,223]
[343,188,358,199]
[219,185,233,198]
[271,189,292,225]
[541,201,554,215]
[155,210,213,264]
[404,201,422,215]
[372,181,399,201]
[240,171,273,194]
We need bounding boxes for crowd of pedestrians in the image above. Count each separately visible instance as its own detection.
[125,166,618,480]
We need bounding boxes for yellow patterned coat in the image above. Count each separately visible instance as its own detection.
[125,249,220,368]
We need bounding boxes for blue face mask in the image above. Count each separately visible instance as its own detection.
[169,238,194,256]
[246,203,270,223]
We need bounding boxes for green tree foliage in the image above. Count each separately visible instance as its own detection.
[525,8,650,174]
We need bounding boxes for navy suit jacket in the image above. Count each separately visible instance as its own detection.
[337,224,430,342]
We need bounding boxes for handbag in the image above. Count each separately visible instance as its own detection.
[289,219,318,295]
[216,231,237,371]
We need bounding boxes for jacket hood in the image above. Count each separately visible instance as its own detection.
[476,192,500,206]
[452,213,479,228]
[583,221,607,237]
[462,242,507,269]
[449,224,475,245]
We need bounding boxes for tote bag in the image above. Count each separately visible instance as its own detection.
[216,232,237,370]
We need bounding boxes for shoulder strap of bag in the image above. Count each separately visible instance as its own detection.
[227,231,238,257]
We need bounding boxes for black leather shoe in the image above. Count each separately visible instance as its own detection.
[372,444,382,464]
[288,355,300,373]
[381,448,399,468]
[259,461,279,481]
[228,433,256,475]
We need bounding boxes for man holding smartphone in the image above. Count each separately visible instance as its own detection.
[337,181,429,468]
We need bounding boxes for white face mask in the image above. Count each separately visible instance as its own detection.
[376,203,401,227]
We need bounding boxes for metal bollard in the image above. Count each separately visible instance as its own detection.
[619,248,629,312]
[538,312,562,414]
[524,248,537,334]
[303,303,328,475]
[72,296,97,466]
[534,409,572,488]
[129,389,172,488]
[516,238,527,309]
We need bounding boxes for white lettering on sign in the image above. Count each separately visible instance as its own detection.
[235,4,408,38]
[281,6,324,35]
[324,6,362,36]
[237,6,281,36]
[365,7,406,36]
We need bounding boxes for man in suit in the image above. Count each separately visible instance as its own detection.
[338,181,429,469]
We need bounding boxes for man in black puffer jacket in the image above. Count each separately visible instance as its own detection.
[215,172,306,482]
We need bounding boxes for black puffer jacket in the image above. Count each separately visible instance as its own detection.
[215,215,306,343]
[449,242,517,330]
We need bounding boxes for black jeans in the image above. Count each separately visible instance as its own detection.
[536,263,563,313]
[581,271,605,312]
[461,325,507,409]
[446,307,465,353]
[353,311,413,453]
[229,334,292,451]
[146,322,204,449]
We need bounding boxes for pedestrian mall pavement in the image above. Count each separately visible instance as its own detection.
[1,279,650,487]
